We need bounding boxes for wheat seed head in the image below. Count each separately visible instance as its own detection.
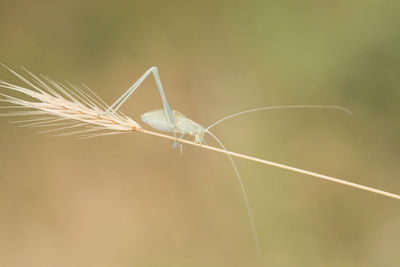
[0,64,141,139]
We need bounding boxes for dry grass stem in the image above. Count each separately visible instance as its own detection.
[138,128,400,200]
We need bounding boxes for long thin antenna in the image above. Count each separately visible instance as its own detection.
[207,105,352,130]
[205,129,261,260]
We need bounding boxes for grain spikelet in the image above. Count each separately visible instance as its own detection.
[0,64,141,138]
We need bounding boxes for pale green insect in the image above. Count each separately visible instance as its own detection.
[106,67,262,259]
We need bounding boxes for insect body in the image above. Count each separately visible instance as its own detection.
[141,109,205,143]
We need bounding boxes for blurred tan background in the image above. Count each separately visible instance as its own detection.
[1,0,400,266]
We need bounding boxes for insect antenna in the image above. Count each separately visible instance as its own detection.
[204,129,261,260]
[206,105,352,130]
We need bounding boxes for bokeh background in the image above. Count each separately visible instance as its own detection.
[1,0,400,266]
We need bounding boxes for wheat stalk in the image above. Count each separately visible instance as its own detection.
[1,65,399,201]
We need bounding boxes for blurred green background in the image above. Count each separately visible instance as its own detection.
[1,0,400,266]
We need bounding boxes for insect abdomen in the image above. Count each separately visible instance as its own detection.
[140,109,175,132]
[141,109,205,142]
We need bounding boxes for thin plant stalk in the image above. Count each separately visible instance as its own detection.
[137,128,400,201]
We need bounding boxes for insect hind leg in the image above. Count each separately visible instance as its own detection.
[105,67,154,114]
[105,66,180,145]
